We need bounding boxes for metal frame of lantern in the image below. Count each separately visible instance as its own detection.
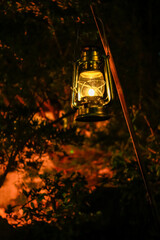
[71,46,113,122]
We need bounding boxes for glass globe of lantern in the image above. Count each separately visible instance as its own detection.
[71,46,113,122]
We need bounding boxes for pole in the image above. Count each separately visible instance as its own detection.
[90,4,160,227]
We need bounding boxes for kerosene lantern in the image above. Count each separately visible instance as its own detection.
[71,46,114,121]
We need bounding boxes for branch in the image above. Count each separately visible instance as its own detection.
[143,114,154,137]
[0,147,20,188]
[46,12,63,56]
[0,108,76,187]
[51,108,76,124]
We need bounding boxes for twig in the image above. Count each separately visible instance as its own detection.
[51,108,76,124]
[46,11,63,56]
[143,114,154,137]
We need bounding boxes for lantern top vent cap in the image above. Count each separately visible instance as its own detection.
[81,46,102,62]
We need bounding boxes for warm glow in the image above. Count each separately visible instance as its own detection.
[78,70,105,99]
[88,88,95,96]
[80,70,103,79]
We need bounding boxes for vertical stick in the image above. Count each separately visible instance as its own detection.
[90,4,160,227]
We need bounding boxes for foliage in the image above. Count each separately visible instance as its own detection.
[5,172,106,240]
[0,0,160,239]
[6,172,92,225]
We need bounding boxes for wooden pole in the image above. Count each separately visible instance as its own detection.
[90,4,160,227]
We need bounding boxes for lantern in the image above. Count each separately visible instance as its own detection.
[71,46,113,121]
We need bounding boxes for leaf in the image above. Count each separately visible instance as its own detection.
[5,204,14,214]
[31,202,35,209]
[23,189,29,197]
[37,193,46,202]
